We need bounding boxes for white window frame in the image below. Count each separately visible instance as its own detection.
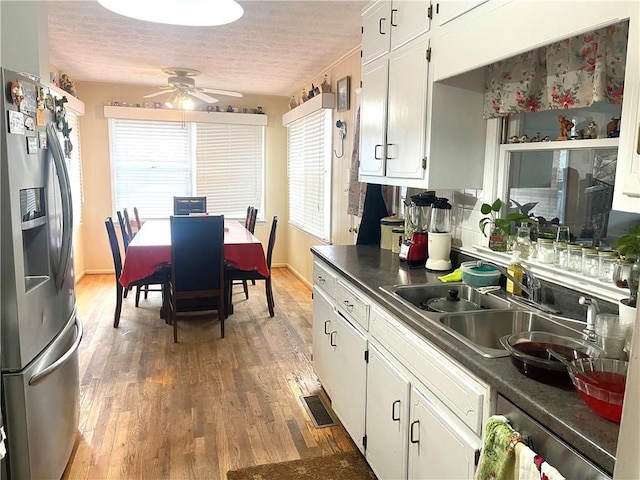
[107,113,265,220]
[286,108,333,242]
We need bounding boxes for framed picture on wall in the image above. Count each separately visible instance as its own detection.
[337,76,350,112]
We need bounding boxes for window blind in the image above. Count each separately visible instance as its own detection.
[65,111,83,227]
[195,123,265,218]
[110,119,191,218]
[287,109,332,241]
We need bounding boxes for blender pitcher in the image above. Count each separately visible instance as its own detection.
[426,197,452,271]
[399,191,436,267]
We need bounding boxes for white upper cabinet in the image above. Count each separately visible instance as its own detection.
[362,1,432,65]
[432,0,489,27]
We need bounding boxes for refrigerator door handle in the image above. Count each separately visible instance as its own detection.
[46,123,74,292]
[29,317,83,387]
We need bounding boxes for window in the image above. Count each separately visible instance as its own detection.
[109,118,264,219]
[286,109,332,241]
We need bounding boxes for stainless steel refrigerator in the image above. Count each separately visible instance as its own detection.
[1,68,82,479]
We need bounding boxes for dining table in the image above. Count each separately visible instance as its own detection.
[119,218,269,288]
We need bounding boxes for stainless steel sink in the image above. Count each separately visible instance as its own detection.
[438,310,587,358]
[380,283,588,358]
[385,283,511,311]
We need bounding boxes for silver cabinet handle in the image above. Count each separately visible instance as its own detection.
[349,227,358,233]
[342,300,354,312]
[390,8,397,26]
[317,276,326,284]
[330,331,337,347]
[324,320,331,335]
[374,144,384,160]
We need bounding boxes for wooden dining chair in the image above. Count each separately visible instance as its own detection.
[122,208,135,240]
[105,217,169,327]
[167,215,226,342]
[233,206,259,299]
[173,196,207,215]
[133,206,143,232]
[116,210,132,252]
[226,216,278,317]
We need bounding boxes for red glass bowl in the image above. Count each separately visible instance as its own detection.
[567,358,628,423]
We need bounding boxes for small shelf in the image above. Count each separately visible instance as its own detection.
[282,93,335,126]
[500,137,618,153]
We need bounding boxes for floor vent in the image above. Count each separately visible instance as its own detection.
[300,395,337,428]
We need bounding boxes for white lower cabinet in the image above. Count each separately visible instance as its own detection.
[365,345,411,479]
[312,286,335,396]
[330,310,368,452]
[408,386,482,479]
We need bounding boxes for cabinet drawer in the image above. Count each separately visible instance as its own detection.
[336,280,370,331]
[370,307,489,435]
[313,261,337,299]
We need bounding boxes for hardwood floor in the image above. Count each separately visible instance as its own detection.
[63,268,356,479]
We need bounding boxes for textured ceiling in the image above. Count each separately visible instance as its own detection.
[47,0,366,98]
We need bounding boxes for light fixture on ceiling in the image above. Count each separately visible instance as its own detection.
[165,92,195,110]
[96,0,243,27]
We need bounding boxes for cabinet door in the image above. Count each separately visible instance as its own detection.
[385,36,429,180]
[434,0,488,27]
[362,1,392,65]
[365,345,410,480]
[331,311,368,452]
[360,58,389,178]
[408,387,481,480]
[312,287,335,396]
[390,1,431,50]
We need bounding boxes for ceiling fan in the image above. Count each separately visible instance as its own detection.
[144,67,243,108]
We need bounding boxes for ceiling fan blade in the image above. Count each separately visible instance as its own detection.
[189,90,219,104]
[143,87,175,98]
[199,87,243,98]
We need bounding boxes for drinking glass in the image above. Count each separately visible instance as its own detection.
[556,225,571,243]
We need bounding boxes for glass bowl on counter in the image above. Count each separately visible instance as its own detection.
[566,358,628,423]
[460,261,501,288]
[500,331,605,385]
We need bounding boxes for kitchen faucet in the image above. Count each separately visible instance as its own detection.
[578,296,599,341]
[475,260,561,314]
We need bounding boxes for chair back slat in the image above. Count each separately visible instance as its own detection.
[133,207,142,232]
[123,208,135,239]
[105,217,123,276]
[248,208,258,234]
[265,216,278,269]
[170,215,224,292]
[244,206,252,229]
[173,196,207,215]
[116,211,131,251]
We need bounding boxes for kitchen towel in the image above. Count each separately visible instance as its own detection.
[474,415,521,480]
[438,268,462,282]
[514,442,565,480]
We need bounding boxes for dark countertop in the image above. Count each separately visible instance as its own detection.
[311,244,618,475]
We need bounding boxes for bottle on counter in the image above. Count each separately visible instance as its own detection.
[514,222,533,260]
[506,251,524,296]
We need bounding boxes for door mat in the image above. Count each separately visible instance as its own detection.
[226,450,377,480]
[300,394,337,428]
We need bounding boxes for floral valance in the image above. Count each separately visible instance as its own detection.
[483,21,628,119]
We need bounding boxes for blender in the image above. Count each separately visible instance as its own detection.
[399,191,436,267]
[426,197,452,271]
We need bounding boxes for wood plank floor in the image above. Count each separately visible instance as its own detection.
[63,268,356,480]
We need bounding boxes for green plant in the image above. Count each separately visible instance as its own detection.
[614,223,640,259]
[478,198,535,237]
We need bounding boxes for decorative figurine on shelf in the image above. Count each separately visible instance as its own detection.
[320,75,331,93]
[541,135,550,142]
[226,105,234,112]
[519,134,529,143]
[59,73,78,98]
[508,135,520,144]
[308,86,315,99]
[530,132,541,142]
[576,129,586,139]
[289,95,298,110]
[313,83,320,96]
[301,89,308,103]
[256,106,264,114]
[586,120,599,139]
[557,115,574,140]
[607,117,621,137]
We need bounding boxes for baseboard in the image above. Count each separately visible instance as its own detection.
[286,264,312,290]
[75,271,86,283]
[83,269,115,275]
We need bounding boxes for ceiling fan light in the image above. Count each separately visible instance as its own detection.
[181,96,195,110]
[96,0,243,27]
